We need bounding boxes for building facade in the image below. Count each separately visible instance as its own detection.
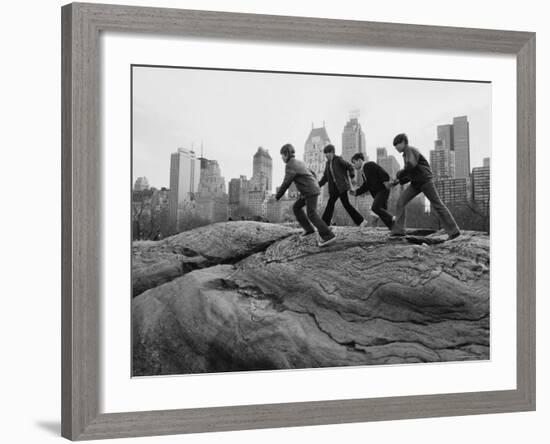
[452,116,471,179]
[376,147,400,178]
[228,175,250,219]
[169,148,201,231]
[472,165,490,213]
[133,176,150,191]
[341,115,366,162]
[434,178,470,207]
[250,147,273,192]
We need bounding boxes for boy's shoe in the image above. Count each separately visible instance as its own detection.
[447,231,461,241]
[318,232,337,247]
[359,219,369,228]
[301,230,315,237]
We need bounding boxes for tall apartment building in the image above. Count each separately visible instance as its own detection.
[430,139,454,180]
[169,148,201,230]
[434,178,470,207]
[452,116,470,179]
[472,163,490,213]
[304,124,332,205]
[250,147,273,192]
[341,114,366,162]
[228,175,250,219]
[133,176,150,191]
[376,147,400,178]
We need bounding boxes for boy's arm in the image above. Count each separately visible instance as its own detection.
[318,164,328,188]
[341,157,355,179]
[395,169,411,185]
[275,164,296,200]
[403,147,419,170]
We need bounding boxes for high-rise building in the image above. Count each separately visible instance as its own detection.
[133,176,150,191]
[304,124,332,205]
[376,147,388,163]
[304,124,331,180]
[376,146,400,178]
[197,159,226,196]
[472,163,490,213]
[430,139,454,180]
[228,175,250,219]
[453,116,470,179]
[248,190,269,219]
[437,124,453,152]
[250,147,273,192]
[341,114,366,162]
[195,158,228,223]
[169,148,201,230]
[434,178,470,207]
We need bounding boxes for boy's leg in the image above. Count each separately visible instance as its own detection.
[391,184,420,235]
[420,182,460,236]
[293,197,315,233]
[372,189,394,229]
[305,195,333,240]
[339,191,365,225]
[321,193,338,226]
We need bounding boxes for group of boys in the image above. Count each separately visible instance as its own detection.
[274,133,461,247]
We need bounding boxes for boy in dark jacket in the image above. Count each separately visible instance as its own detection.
[391,133,460,240]
[350,153,395,229]
[276,144,336,247]
[318,144,366,227]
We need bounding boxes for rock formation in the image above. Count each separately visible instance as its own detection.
[132,222,489,376]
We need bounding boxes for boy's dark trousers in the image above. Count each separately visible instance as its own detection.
[322,191,364,226]
[372,188,394,228]
[293,195,333,240]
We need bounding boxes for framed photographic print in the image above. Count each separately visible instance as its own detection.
[61,2,535,440]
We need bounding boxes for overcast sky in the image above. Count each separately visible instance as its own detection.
[132,66,491,190]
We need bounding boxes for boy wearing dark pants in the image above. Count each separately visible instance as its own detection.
[350,153,395,229]
[391,133,461,240]
[319,144,366,227]
[276,144,337,247]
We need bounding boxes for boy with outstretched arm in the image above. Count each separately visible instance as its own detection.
[350,153,395,229]
[318,144,367,227]
[276,144,337,247]
[391,133,461,241]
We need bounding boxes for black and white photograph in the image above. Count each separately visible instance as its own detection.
[131,65,491,377]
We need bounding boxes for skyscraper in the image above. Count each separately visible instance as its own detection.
[133,176,150,191]
[304,124,331,179]
[197,159,226,196]
[433,178,470,207]
[376,147,387,163]
[169,148,201,230]
[341,114,366,162]
[376,146,400,178]
[304,124,332,205]
[250,147,273,192]
[430,139,453,180]
[228,175,250,219]
[453,116,470,179]
[437,124,453,152]
[472,163,490,213]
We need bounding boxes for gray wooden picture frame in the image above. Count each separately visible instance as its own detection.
[61,2,536,440]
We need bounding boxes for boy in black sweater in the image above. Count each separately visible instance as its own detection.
[350,153,395,229]
[391,133,460,240]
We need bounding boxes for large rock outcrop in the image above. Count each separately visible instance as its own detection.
[132,221,299,297]
[132,222,490,376]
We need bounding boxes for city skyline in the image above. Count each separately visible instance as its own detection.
[132,66,491,191]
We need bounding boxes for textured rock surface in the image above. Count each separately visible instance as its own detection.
[132,223,490,376]
[132,221,298,297]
